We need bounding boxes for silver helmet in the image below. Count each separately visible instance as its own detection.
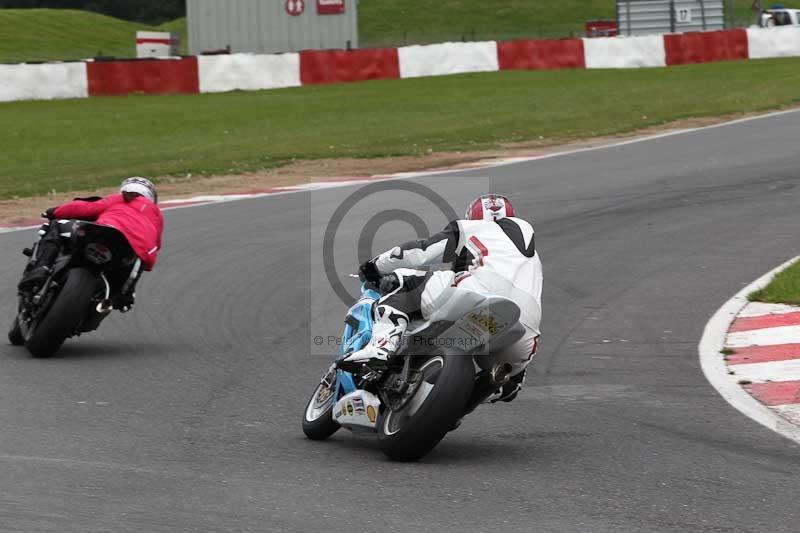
[120,176,157,204]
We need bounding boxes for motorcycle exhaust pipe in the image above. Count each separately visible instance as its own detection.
[95,273,113,314]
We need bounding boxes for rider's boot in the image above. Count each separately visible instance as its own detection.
[18,223,60,293]
[339,304,409,368]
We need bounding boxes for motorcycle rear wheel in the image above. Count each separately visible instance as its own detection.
[302,379,340,441]
[25,267,98,358]
[377,352,474,462]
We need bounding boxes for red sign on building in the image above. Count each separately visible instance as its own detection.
[286,0,306,17]
[317,0,345,15]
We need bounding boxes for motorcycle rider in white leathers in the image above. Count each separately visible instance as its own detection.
[342,194,543,402]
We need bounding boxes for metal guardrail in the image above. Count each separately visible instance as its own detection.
[617,0,725,36]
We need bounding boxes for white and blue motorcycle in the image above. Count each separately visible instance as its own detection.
[302,277,526,461]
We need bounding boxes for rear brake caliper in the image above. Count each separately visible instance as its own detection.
[382,370,424,411]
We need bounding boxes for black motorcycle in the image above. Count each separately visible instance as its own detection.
[8,220,141,357]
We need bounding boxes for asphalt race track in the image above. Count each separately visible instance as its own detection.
[1,111,799,532]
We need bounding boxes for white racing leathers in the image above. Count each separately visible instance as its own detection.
[374,217,543,376]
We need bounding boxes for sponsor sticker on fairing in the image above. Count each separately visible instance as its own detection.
[457,321,487,343]
[468,310,504,336]
[351,397,365,414]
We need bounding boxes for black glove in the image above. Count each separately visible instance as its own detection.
[359,259,381,284]
[112,292,135,313]
[379,273,400,294]
[42,207,57,219]
[491,369,526,403]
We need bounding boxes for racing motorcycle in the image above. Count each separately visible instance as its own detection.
[302,276,526,461]
[8,221,141,358]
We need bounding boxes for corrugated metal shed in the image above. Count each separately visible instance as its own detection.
[187,0,358,55]
[617,0,725,35]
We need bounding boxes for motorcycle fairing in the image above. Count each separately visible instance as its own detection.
[336,284,381,398]
[340,285,380,356]
[332,389,381,431]
[407,287,523,354]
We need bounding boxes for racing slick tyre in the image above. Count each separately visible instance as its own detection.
[302,379,341,441]
[25,268,98,358]
[377,352,474,462]
[8,315,23,346]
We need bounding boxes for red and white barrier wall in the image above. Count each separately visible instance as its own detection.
[199,53,300,93]
[585,34,666,68]
[0,62,87,102]
[746,26,800,58]
[1,27,798,104]
[398,41,499,78]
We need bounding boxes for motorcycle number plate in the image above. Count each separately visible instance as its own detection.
[85,243,113,264]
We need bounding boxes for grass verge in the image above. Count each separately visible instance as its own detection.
[2,57,800,200]
[749,260,800,305]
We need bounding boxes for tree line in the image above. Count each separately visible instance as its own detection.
[0,0,186,25]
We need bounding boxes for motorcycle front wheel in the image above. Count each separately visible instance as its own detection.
[302,376,341,441]
[377,351,474,462]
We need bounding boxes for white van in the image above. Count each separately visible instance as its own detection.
[761,8,800,27]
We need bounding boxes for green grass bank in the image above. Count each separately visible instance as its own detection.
[0,9,186,63]
[4,2,800,63]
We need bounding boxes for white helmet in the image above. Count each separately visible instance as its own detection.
[120,176,157,204]
[465,194,515,221]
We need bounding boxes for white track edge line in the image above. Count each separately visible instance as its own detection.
[698,255,800,445]
[387,107,800,178]
[2,107,799,236]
